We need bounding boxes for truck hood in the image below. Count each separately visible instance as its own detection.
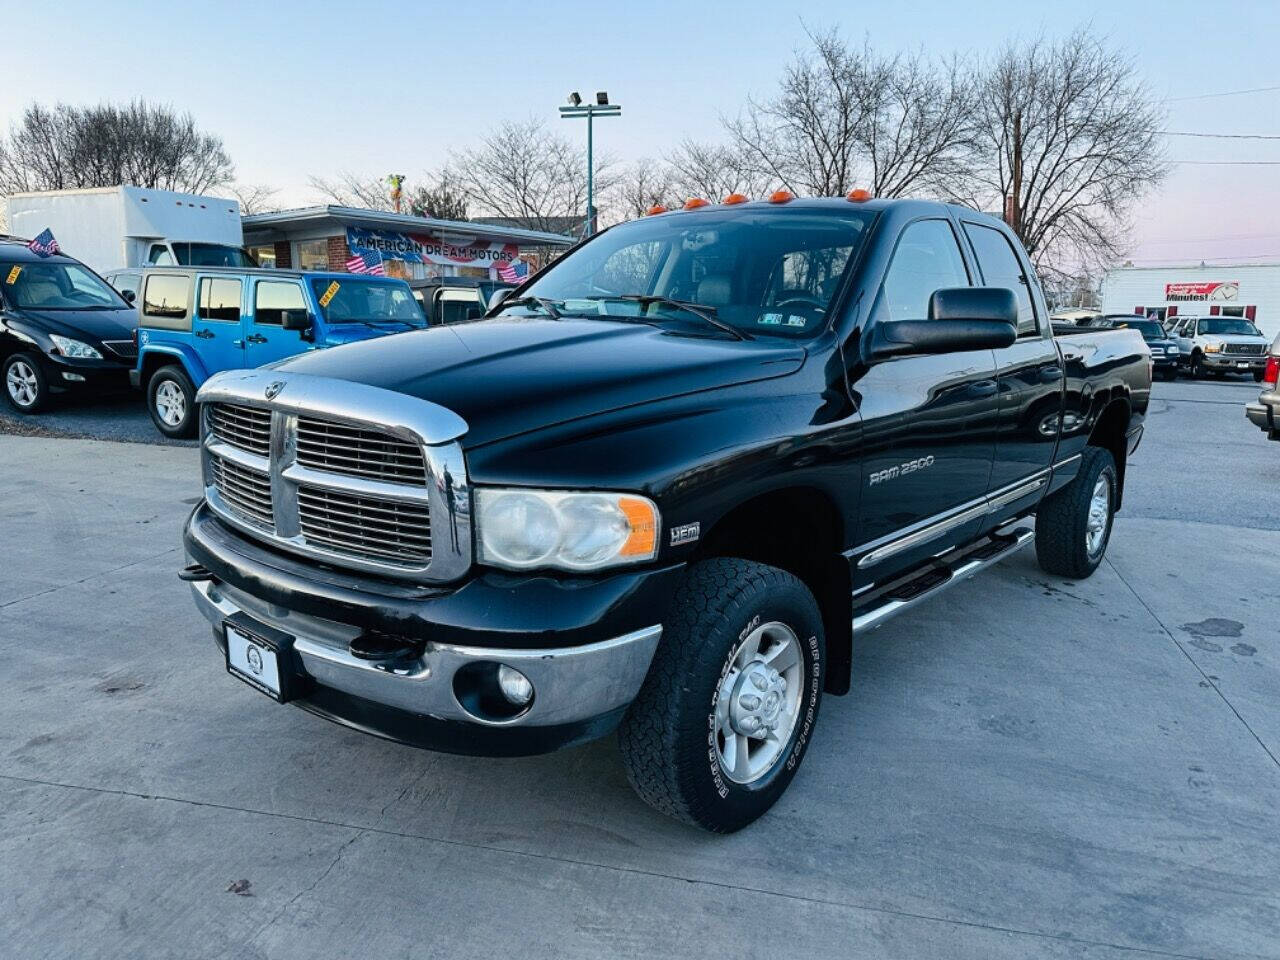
[275,317,806,447]
[17,307,136,342]
[1202,334,1269,346]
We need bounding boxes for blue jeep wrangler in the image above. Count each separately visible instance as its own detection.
[131,266,426,437]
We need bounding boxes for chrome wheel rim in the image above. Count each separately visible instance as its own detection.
[155,380,186,427]
[6,360,38,407]
[1086,475,1110,556]
[714,621,804,785]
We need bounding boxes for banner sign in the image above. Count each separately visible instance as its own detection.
[346,227,528,280]
[1164,281,1239,302]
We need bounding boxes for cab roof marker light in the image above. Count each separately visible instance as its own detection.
[645,205,668,216]
[768,190,795,204]
[683,197,710,210]
[846,188,873,202]
[722,193,749,205]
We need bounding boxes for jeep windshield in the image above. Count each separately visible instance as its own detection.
[310,278,427,328]
[508,206,877,339]
[0,260,128,310]
[1199,318,1262,337]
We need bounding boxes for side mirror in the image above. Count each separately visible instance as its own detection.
[280,309,312,332]
[868,287,1018,360]
[121,289,137,304]
[488,288,512,312]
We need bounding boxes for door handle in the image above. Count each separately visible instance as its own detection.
[1039,365,1063,382]
[965,380,998,398]
[194,329,215,339]
[245,334,268,344]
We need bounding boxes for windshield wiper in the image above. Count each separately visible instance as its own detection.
[499,295,562,319]
[610,295,749,340]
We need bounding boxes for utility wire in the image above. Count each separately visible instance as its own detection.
[1162,131,1280,140]
[1170,159,1280,165]
[1163,84,1280,102]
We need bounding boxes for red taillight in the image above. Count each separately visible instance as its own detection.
[1265,355,1279,387]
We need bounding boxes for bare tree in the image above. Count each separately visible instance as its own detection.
[615,158,676,220]
[0,101,233,195]
[666,140,771,202]
[308,171,394,210]
[724,28,976,200]
[970,29,1167,275]
[224,183,280,215]
[445,119,617,235]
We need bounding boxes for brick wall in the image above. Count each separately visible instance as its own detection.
[327,235,349,271]
[273,241,292,269]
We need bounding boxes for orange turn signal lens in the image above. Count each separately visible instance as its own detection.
[846,188,873,202]
[683,197,710,210]
[618,496,659,558]
[768,190,794,204]
[722,193,749,205]
[645,204,667,216]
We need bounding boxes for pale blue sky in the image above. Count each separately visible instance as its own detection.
[5,0,1279,264]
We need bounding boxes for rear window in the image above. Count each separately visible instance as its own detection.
[962,222,1039,336]
[142,274,190,319]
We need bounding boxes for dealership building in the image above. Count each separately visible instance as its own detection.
[240,206,574,283]
[1100,261,1280,339]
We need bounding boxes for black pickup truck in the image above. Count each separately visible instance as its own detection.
[182,197,1150,832]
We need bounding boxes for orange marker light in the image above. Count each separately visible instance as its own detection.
[768,190,795,204]
[618,497,658,558]
[722,193,749,205]
[846,188,873,202]
[683,197,710,210]
[645,204,668,216]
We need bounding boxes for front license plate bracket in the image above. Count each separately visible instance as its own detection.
[223,612,306,703]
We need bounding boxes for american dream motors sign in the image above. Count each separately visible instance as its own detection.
[1164,281,1239,302]
[346,227,528,281]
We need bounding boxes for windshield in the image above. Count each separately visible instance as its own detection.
[173,243,258,268]
[1198,318,1262,337]
[309,278,427,327]
[1111,319,1165,339]
[1,260,128,310]
[512,207,877,338]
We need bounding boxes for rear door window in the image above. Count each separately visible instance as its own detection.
[875,219,970,323]
[197,277,243,322]
[962,222,1040,336]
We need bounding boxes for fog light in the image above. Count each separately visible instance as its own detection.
[497,665,533,705]
[61,372,85,382]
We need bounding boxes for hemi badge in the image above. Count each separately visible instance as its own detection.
[670,522,700,546]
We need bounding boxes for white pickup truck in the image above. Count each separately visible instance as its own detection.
[1167,314,1270,381]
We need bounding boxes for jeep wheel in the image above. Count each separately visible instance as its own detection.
[618,558,825,833]
[4,352,48,413]
[148,365,198,439]
[1035,446,1117,580]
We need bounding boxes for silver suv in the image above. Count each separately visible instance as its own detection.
[1245,333,1280,439]
[1169,315,1269,381]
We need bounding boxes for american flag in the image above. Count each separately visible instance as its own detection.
[27,228,61,257]
[496,257,527,284]
[345,249,385,275]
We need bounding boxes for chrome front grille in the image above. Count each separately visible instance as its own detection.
[196,371,470,583]
[1224,343,1265,356]
[296,417,427,485]
[298,485,432,567]
[209,455,274,530]
[209,403,272,456]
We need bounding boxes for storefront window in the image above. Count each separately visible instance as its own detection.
[246,245,276,269]
[295,239,328,271]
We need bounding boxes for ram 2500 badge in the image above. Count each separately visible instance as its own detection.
[182,196,1151,832]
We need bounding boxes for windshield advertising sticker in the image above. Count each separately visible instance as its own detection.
[1164,281,1239,302]
[346,227,529,281]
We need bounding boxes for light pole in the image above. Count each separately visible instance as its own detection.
[560,91,621,237]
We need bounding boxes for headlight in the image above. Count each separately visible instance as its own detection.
[1204,343,1221,353]
[1167,346,1179,355]
[475,488,659,571]
[49,335,102,359]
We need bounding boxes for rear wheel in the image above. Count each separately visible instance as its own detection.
[1035,446,1117,579]
[1255,370,1266,383]
[4,352,48,413]
[618,558,825,833]
[148,365,197,438]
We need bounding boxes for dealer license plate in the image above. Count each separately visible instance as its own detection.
[226,623,284,700]
[1238,362,1251,369]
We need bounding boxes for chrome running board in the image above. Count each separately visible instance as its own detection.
[853,527,1034,634]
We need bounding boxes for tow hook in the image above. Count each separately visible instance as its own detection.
[349,631,426,662]
[178,563,215,583]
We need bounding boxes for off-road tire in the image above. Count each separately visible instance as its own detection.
[4,352,49,413]
[618,558,825,833]
[1189,352,1205,378]
[1035,446,1117,579]
[148,365,198,439]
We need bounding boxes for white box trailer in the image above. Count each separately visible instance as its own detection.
[1100,262,1280,340]
[6,186,245,274]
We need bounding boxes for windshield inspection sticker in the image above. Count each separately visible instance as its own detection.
[318,281,340,307]
[5,265,20,285]
[759,313,784,326]
[785,314,807,328]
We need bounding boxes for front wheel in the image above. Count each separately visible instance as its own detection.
[1035,446,1117,579]
[147,365,198,439]
[1190,353,1205,378]
[618,558,825,833]
[4,352,48,413]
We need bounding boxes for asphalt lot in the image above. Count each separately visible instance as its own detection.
[1,378,1277,960]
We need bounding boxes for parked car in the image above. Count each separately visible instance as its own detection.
[181,197,1150,832]
[1090,315,1180,379]
[0,238,137,413]
[132,266,426,438]
[1168,314,1269,380]
[409,277,515,326]
[1244,333,1280,440]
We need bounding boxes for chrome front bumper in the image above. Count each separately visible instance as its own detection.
[191,577,662,729]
